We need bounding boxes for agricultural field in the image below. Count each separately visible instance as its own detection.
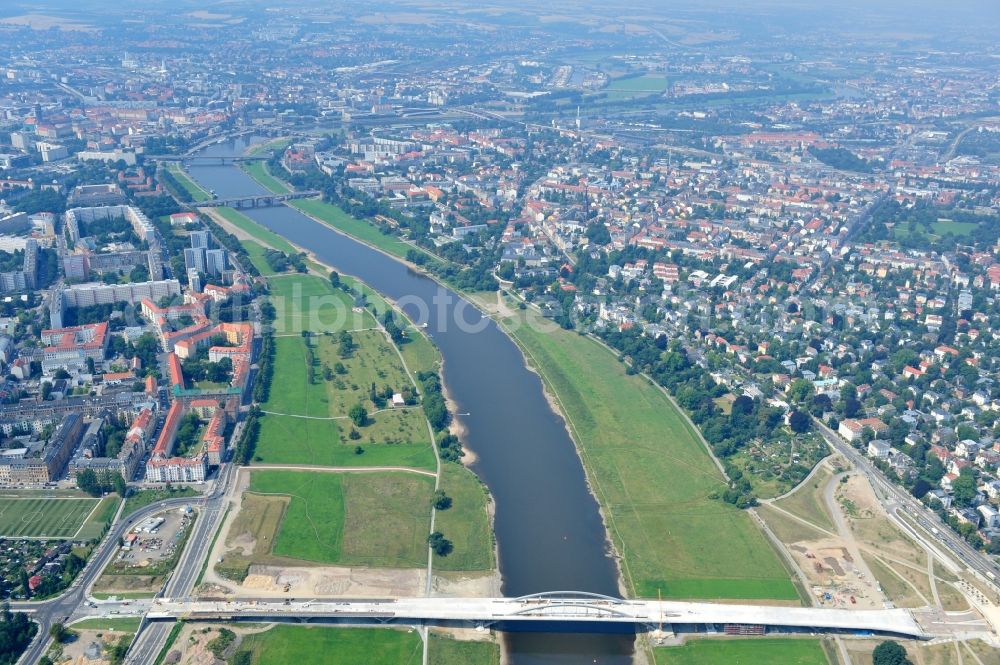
[233,626,422,665]
[225,470,434,568]
[500,305,798,601]
[653,638,831,665]
[0,497,103,539]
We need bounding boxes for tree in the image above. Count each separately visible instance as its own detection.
[432,490,452,510]
[872,640,912,665]
[952,469,977,507]
[731,395,755,416]
[76,469,100,496]
[427,531,453,556]
[49,623,71,644]
[329,270,340,288]
[910,478,931,500]
[40,382,52,401]
[788,410,811,433]
[788,379,814,404]
[112,473,127,498]
[348,404,368,428]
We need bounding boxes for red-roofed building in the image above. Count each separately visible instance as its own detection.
[40,322,109,373]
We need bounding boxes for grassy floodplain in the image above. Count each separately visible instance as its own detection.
[234,626,422,665]
[209,206,300,276]
[166,163,212,202]
[242,160,291,194]
[0,497,103,538]
[239,470,435,567]
[653,638,831,665]
[290,199,442,267]
[234,162,796,602]
[428,632,500,665]
[500,306,798,601]
[254,273,436,469]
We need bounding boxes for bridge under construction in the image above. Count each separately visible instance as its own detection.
[144,592,927,639]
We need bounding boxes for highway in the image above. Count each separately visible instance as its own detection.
[141,594,927,638]
[813,420,1000,589]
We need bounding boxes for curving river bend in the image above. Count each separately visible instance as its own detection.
[187,137,635,664]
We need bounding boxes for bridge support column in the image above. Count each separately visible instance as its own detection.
[646,623,675,645]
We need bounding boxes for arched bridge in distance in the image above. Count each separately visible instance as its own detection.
[142,591,929,639]
[194,191,319,209]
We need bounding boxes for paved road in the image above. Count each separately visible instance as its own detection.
[814,420,1000,590]
[123,460,239,663]
[12,494,203,665]
[142,595,927,637]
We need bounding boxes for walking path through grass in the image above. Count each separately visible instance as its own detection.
[232,166,798,603]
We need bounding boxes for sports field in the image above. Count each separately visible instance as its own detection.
[0,497,102,538]
[502,306,799,601]
[653,638,830,665]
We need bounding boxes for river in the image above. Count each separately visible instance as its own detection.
[185,137,635,664]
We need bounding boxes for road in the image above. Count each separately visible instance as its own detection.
[813,420,1000,591]
[122,458,240,663]
[141,594,927,637]
[11,494,204,665]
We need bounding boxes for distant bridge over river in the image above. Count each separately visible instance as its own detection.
[151,155,269,164]
[195,191,319,209]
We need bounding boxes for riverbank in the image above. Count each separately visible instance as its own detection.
[232,169,795,604]
[201,204,500,597]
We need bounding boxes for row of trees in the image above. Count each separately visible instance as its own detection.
[595,329,810,507]
[76,468,126,498]
[233,407,261,465]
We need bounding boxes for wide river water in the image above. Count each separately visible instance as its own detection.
[186,137,635,663]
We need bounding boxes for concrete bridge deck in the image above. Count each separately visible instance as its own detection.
[145,593,926,638]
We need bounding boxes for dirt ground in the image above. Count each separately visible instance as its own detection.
[164,624,272,665]
[786,536,885,609]
[204,563,497,599]
[53,629,131,665]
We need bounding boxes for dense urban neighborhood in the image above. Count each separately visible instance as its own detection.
[0,1,996,664]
